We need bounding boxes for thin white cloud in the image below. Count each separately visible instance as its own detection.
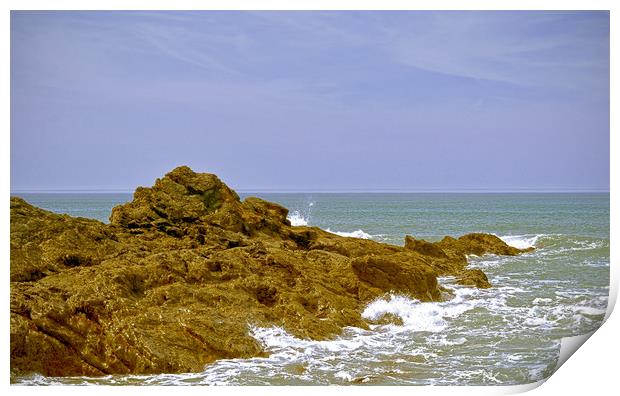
[386,12,609,89]
[128,22,244,76]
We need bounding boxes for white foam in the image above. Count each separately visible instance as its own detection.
[247,290,480,362]
[325,229,373,239]
[334,370,354,382]
[499,234,540,249]
[287,210,308,226]
[427,335,468,346]
[574,306,606,316]
[532,298,553,305]
[523,317,552,327]
[526,239,607,257]
[249,326,371,354]
[362,291,477,333]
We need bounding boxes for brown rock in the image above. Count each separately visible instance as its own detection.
[351,253,441,301]
[10,166,531,378]
[404,235,448,258]
[456,269,492,288]
[438,233,527,257]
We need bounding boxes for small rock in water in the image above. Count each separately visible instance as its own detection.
[366,312,404,327]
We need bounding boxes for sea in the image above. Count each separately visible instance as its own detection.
[12,192,610,386]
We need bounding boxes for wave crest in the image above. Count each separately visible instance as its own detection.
[499,234,540,249]
[362,290,478,333]
[325,229,373,239]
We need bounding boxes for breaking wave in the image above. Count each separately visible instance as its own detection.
[287,210,309,226]
[287,201,314,226]
[499,234,541,249]
[362,290,479,332]
[325,229,374,239]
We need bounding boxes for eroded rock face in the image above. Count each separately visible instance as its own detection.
[10,166,532,378]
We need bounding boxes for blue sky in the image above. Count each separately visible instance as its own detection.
[10,11,609,191]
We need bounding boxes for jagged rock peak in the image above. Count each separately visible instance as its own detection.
[108,166,294,238]
[109,166,241,228]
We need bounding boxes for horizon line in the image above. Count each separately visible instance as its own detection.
[10,188,611,194]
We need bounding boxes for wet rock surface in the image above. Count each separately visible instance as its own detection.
[10,166,532,378]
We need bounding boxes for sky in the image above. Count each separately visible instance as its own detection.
[10,11,610,192]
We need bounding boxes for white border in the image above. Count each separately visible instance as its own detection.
[2,1,616,395]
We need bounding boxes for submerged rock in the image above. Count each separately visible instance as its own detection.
[9,166,532,378]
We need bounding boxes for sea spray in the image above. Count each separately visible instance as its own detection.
[287,210,308,226]
[287,200,314,226]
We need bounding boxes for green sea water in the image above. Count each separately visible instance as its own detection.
[13,192,610,385]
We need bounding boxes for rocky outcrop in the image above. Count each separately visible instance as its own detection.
[10,166,532,378]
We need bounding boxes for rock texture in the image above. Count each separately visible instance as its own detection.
[10,166,532,378]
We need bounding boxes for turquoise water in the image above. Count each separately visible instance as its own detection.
[13,192,610,385]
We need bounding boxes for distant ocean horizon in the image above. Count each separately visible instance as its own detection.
[10,188,611,194]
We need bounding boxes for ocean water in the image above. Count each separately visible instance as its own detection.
[13,192,610,385]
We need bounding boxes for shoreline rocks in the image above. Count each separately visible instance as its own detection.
[10,166,533,378]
